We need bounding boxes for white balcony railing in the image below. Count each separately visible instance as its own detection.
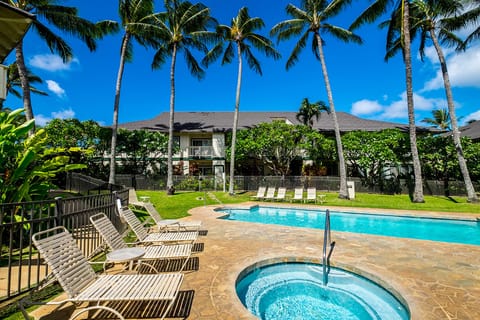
[187,146,213,158]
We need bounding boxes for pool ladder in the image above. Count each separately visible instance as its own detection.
[322,209,335,285]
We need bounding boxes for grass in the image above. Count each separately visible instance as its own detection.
[136,190,480,217]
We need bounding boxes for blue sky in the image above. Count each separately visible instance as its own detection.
[3,0,480,127]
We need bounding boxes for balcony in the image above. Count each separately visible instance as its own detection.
[187,146,214,158]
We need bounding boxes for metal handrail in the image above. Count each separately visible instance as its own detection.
[322,209,332,285]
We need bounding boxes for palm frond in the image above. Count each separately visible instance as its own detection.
[286,31,309,70]
[350,0,392,30]
[242,45,262,75]
[31,21,73,62]
[322,24,363,44]
[183,48,205,79]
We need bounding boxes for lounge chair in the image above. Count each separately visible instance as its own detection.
[143,202,202,232]
[250,186,267,200]
[90,213,193,273]
[274,187,287,201]
[290,187,304,203]
[128,187,149,209]
[263,187,276,201]
[305,187,318,203]
[20,226,184,320]
[119,205,198,245]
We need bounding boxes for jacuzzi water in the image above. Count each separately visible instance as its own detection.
[236,262,409,320]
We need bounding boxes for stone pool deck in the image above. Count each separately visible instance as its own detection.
[31,203,480,319]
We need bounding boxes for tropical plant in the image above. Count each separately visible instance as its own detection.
[271,0,362,199]
[296,97,329,127]
[0,109,85,203]
[202,6,280,195]
[151,0,217,194]
[3,0,115,130]
[351,0,425,203]
[0,62,47,110]
[401,0,478,202]
[421,108,451,130]
[106,0,162,186]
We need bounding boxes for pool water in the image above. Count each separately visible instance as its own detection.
[221,206,480,245]
[237,262,409,320]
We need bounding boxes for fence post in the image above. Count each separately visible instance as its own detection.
[54,197,63,227]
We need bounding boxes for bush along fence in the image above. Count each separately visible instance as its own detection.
[0,189,129,302]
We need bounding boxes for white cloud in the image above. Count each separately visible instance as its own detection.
[29,54,79,72]
[351,99,383,116]
[351,91,447,120]
[46,80,66,98]
[464,110,480,123]
[34,108,76,127]
[422,45,480,91]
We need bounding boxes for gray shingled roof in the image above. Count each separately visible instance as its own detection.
[460,121,480,141]
[118,111,418,133]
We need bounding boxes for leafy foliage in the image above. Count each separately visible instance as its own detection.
[0,109,86,203]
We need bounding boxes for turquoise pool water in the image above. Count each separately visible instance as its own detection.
[220,206,480,245]
[236,262,409,320]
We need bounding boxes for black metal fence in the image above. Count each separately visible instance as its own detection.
[112,174,477,197]
[0,189,129,302]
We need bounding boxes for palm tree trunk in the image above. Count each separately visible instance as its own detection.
[402,2,424,203]
[166,44,178,195]
[15,42,34,135]
[429,30,478,202]
[314,33,349,199]
[229,44,243,195]
[108,34,130,186]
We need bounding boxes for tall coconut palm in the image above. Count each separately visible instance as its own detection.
[296,97,329,127]
[1,62,47,110]
[151,0,217,194]
[271,0,362,199]
[107,0,164,186]
[412,0,478,202]
[351,0,425,203]
[202,7,280,195]
[3,0,111,129]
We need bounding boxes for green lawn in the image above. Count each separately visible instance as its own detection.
[136,190,480,218]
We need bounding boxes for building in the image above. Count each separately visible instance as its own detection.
[119,111,419,177]
[460,120,480,142]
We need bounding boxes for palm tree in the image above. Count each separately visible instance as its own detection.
[271,0,362,199]
[1,62,47,110]
[4,0,111,129]
[351,0,425,203]
[385,0,478,202]
[151,0,217,194]
[202,7,280,195]
[107,0,164,186]
[296,97,329,127]
[421,108,451,130]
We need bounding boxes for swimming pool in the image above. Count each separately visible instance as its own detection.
[220,206,480,245]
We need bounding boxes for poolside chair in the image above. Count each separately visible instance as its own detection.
[250,186,267,200]
[274,187,287,201]
[90,213,193,273]
[263,187,276,201]
[290,187,304,203]
[20,226,183,320]
[128,187,149,209]
[119,206,198,245]
[305,187,318,203]
[143,202,202,232]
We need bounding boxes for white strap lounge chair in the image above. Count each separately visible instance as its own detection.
[305,187,318,203]
[263,187,276,201]
[128,187,149,209]
[90,213,193,273]
[20,226,183,320]
[274,187,287,201]
[250,186,267,200]
[120,206,198,245]
[143,202,202,232]
[291,187,304,203]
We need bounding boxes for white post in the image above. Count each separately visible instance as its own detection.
[0,64,7,101]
